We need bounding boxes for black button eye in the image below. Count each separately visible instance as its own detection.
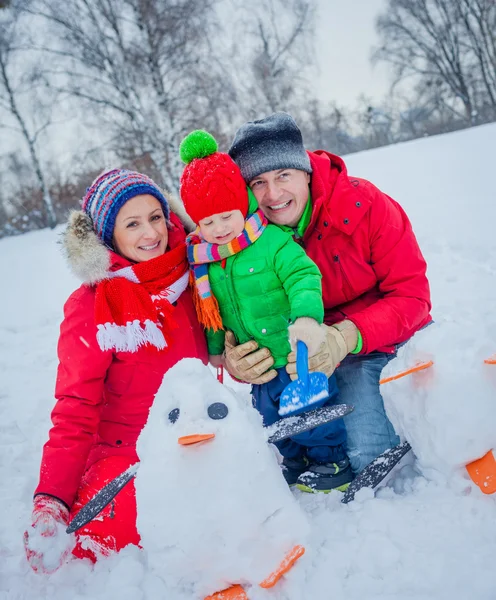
[168,408,180,424]
[207,402,228,420]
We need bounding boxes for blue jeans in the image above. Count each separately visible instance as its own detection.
[252,367,347,464]
[335,351,400,474]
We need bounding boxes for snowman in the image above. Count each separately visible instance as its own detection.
[135,358,309,599]
[380,322,496,480]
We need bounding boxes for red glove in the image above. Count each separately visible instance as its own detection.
[24,494,75,574]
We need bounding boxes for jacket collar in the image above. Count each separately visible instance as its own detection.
[306,150,370,238]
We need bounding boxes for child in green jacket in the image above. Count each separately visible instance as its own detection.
[180,130,352,493]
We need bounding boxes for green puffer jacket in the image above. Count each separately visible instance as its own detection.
[206,223,324,368]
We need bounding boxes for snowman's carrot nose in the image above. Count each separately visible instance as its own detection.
[178,433,215,445]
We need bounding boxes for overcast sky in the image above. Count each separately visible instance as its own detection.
[313,0,390,108]
[2,0,392,175]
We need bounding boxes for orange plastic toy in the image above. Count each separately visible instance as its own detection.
[379,360,434,385]
[259,545,305,589]
[205,584,248,600]
[205,545,305,598]
[466,450,496,494]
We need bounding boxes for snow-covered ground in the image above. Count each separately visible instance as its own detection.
[1,123,496,599]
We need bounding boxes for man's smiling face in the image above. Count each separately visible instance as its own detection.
[248,168,310,227]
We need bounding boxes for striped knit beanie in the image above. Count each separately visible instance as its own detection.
[179,130,248,224]
[82,169,171,248]
[228,112,312,183]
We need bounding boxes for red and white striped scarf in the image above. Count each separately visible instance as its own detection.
[94,244,189,353]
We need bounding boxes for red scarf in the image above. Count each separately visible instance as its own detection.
[94,244,189,353]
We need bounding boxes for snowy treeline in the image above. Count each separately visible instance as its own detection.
[0,0,495,235]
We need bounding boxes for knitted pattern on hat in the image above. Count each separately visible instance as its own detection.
[228,112,312,183]
[179,130,248,224]
[82,169,171,248]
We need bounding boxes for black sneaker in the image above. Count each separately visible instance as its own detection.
[281,456,309,486]
[296,458,353,493]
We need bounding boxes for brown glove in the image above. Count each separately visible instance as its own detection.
[224,330,277,385]
[286,320,358,380]
[288,317,326,357]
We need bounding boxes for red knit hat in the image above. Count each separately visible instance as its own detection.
[179,130,248,224]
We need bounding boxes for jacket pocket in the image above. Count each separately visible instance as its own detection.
[332,248,377,302]
[104,355,138,397]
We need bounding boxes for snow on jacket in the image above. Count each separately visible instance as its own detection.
[206,223,324,368]
[35,212,208,508]
[304,150,431,354]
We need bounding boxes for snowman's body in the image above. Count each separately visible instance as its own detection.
[135,359,309,597]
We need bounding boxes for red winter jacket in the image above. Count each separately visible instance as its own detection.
[304,151,431,354]
[35,215,208,508]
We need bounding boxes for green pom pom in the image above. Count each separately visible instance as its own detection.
[179,130,218,164]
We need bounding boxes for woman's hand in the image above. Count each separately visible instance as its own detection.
[24,494,75,574]
[224,330,277,384]
[286,320,358,379]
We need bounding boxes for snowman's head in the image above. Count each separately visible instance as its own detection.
[137,358,266,463]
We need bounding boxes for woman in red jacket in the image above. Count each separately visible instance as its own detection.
[24,169,207,573]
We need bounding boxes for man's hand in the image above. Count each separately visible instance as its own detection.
[224,330,277,384]
[286,320,359,380]
[24,494,75,574]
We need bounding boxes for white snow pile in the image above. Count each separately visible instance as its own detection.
[1,123,496,599]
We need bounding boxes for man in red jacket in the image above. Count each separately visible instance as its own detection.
[225,112,431,482]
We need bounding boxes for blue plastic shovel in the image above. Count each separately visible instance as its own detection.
[279,340,330,417]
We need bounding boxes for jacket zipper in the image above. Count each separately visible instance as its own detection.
[334,253,353,301]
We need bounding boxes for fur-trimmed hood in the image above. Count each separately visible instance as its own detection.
[62,193,195,285]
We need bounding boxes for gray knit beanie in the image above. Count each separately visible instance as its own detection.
[228,112,312,183]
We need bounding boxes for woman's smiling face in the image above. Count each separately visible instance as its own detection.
[113,195,168,262]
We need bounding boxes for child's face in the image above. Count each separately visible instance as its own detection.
[198,210,245,244]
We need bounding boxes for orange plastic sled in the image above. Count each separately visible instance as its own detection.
[205,584,247,600]
[379,360,434,385]
[484,354,496,365]
[466,450,496,494]
[259,545,305,589]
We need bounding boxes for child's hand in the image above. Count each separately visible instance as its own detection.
[287,320,358,379]
[288,317,326,357]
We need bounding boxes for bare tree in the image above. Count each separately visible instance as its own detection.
[373,0,496,124]
[0,181,8,232]
[27,0,232,193]
[227,0,316,119]
[354,95,397,149]
[457,0,496,116]
[298,99,360,155]
[0,2,57,227]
